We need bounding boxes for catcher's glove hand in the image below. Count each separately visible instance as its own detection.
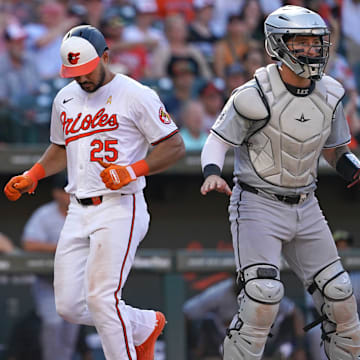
[98,160,136,190]
[4,174,36,201]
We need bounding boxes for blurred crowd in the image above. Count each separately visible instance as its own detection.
[1,0,360,150]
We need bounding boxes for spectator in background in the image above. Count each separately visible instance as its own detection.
[22,173,80,360]
[67,3,89,26]
[198,80,224,132]
[162,56,199,125]
[0,232,20,254]
[240,0,265,41]
[77,0,104,28]
[341,0,360,68]
[102,0,136,25]
[123,0,166,72]
[179,100,208,151]
[25,2,79,80]
[223,62,247,98]
[257,0,283,15]
[151,14,212,79]
[209,0,243,38]
[183,276,307,360]
[333,229,356,250]
[101,15,149,79]
[0,1,36,27]
[284,0,307,6]
[0,23,40,143]
[242,44,268,80]
[326,14,360,150]
[188,0,218,66]
[156,0,195,23]
[213,14,251,79]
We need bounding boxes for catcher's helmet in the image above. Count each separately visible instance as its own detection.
[60,25,108,78]
[264,5,330,80]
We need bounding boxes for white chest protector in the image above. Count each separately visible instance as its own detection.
[245,64,344,188]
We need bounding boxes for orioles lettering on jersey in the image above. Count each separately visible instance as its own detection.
[60,108,119,145]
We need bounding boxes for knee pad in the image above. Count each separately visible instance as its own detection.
[311,260,360,360]
[223,264,284,360]
[242,263,284,304]
[313,259,353,303]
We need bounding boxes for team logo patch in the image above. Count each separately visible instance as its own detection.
[159,107,171,124]
[295,113,310,123]
[68,52,80,65]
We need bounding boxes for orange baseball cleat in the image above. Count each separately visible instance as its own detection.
[135,312,166,360]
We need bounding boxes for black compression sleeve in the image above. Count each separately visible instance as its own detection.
[336,152,360,182]
[203,164,221,179]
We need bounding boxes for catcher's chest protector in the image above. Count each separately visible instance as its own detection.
[249,64,344,188]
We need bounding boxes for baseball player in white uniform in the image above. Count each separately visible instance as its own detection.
[4,25,185,360]
[200,6,360,360]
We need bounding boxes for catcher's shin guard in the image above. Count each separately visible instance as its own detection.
[309,260,360,360]
[223,264,284,360]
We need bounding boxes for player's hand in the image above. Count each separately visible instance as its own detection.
[4,174,35,201]
[200,175,232,196]
[98,160,136,190]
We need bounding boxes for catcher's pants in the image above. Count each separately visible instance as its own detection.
[229,187,339,286]
[54,192,156,360]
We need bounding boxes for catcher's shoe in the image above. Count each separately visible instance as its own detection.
[135,311,166,360]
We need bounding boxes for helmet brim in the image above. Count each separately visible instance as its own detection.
[60,57,100,78]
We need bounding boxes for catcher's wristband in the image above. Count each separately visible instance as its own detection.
[203,164,221,179]
[127,160,149,179]
[336,152,360,188]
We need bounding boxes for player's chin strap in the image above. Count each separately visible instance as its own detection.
[304,260,360,360]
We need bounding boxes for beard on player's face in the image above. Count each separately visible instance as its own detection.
[76,63,106,93]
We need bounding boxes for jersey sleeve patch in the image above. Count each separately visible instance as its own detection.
[159,107,171,124]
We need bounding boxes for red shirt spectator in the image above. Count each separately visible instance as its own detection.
[156,0,195,22]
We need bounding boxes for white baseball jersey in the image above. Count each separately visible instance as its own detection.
[50,73,178,198]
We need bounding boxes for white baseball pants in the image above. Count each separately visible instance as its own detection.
[54,192,156,360]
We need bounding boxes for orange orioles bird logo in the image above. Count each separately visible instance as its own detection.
[68,52,81,65]
[159,107,171,124]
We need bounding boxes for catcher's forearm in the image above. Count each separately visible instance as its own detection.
[322,145,348,168]
[322,145,360,187]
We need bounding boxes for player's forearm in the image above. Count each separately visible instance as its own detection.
[37,143,67,177]
[201,133,231,177]
[145,133,185,175]
[322,145,360,187]
[322,145,349,168]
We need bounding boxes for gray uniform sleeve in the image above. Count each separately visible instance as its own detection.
[324,102,351,148]
[211,93,253,146]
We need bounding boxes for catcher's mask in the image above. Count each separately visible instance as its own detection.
[264,5,330,80]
